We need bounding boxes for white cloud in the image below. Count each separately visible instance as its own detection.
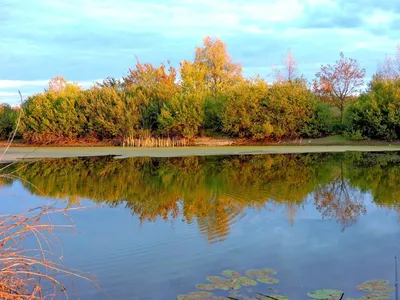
[364,9,399,26]
[0,79,102,105]
[0,92,20,97]
[0,0,398,104]
[0,79,100,89]
[0,80,49,89]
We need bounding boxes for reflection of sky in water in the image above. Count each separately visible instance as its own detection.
[1,177,400,299]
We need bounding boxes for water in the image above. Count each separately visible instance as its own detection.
[1,152,400,299]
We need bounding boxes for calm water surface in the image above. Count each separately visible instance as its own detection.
[1,152,400,299]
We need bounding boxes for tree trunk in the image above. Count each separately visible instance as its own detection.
[340,101,344,124]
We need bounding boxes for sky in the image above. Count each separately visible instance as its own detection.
[0,0,399,105]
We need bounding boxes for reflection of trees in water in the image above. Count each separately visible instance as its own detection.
[1,152,400,243]
[314,162,366,231]
[196,198,246,244]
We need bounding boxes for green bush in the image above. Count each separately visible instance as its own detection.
[0,104,18,140]
[345,78,400,141]
[344,129,368,141]
[158,92,205,138]
[301,102,333,138]
[222,79,316,140]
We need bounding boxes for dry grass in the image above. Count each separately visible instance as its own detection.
[122,135,189,147]
[0,205,90,299]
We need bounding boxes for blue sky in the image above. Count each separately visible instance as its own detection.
[1,0,399,105]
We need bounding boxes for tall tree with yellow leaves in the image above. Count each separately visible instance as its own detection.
[194,36,243,98]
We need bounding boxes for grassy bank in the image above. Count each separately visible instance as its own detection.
[1,135,399,148]
[1,144,400,162]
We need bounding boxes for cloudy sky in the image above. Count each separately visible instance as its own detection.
[1,0,399,105]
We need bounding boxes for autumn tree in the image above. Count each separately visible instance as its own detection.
[179,59,208,94]
[314,52,366,123]
[96,77,123,90]
[222,78,316,140]
[377,54,398,81]
[78,87,141,141]
[194,36,243,98]
[123,58,179,133]
[158,92,205,138]
[20,76,84,143]
[221,77,269,139]
[45,75,81,96]
[376,45,400,81]
[274,48,298,82]
[47,75,67,93]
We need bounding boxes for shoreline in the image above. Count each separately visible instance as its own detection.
[1,135,400,148]
[1,144,400,162]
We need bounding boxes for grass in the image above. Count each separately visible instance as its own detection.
[301,135,352,144]
[299,135,400,145]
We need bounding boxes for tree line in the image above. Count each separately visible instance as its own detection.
[1,37,399,144]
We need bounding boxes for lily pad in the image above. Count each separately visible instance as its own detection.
[234,277,258,286]
[245,269,277,278]
[222,270,241,278]
[257,276,279,284]
[177,291,213,299]
[307,289,343,299]
[356,280,394,293]
[346,293,391,300]
[206,276,226,283]
[196,283,216,291]
[196,280,242,291]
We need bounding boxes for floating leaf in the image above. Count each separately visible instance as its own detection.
[307,289,343,299]
[257,276,279,284]
[234,277,257,287]
[346,293,391,300]
[207,276,225,283]
[197,280,242,291]
[356,280,394,293]
[245,269,277,278]
[222,270,241,278]
[196,283,216,291]
[177,291,213,299]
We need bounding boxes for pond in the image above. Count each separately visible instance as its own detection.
[1,151,400,299]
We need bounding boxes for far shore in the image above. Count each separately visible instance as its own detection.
[1,144,400,162]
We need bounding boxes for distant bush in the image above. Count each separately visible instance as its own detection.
[345,78,400,141]
[0,104,18,140]
[15,38,400,145]
[344,129,368,141]
[301,102,333,138]
[222,79,316,140]
[158,92,205,138]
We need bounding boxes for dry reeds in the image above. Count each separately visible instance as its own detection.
[0,206,90,299]
[122,136,189,147]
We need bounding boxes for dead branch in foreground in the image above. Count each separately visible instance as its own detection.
[0,205,93,299]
